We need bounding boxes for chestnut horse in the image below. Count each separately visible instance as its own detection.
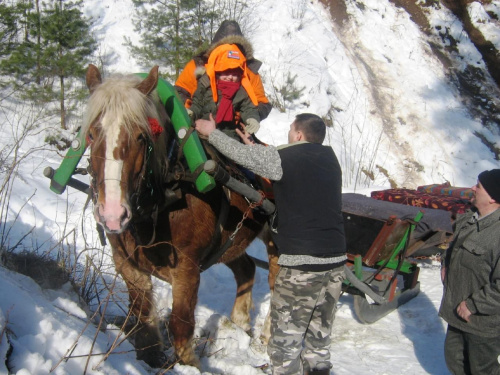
[82,64,278,368]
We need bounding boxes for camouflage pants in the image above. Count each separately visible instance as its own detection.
[267,265,345,375]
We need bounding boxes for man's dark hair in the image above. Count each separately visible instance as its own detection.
[294,113,326,144]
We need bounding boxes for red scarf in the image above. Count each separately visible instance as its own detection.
[215,80,240,123]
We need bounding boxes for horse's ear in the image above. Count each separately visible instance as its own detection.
[136,66,159,96]
[86,64,102,93]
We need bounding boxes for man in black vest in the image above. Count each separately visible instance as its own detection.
[196,113,346,375]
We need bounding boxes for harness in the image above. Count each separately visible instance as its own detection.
[89,120,266,270]
[87,74,269,269]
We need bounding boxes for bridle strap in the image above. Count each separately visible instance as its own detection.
[176,126,196,163]
[144,204,159,246]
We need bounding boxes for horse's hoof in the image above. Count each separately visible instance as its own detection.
[259,333,270,346]
[230,314,251,332]
[177,347,201,369]
[240,322,252,333]
[137,349,170,369]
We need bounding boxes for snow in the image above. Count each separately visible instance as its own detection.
[1,246,447,375]
[1,0,499,374]
[469,1,500,51]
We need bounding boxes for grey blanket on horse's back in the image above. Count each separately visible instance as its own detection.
[342,193,453,237]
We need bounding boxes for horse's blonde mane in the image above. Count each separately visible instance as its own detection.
[83,73,169,179]
[83,74,158,134]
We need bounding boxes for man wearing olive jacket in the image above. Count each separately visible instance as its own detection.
[196,113,346,375]
[439,169,500,375]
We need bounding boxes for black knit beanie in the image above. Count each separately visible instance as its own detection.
[478,169,500,202]
[212,20,243,44]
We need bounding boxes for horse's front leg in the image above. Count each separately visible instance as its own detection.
[225,253,256,332]
[108,234,165,368]
[168,257,201,368]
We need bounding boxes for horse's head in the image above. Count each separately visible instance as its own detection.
[83,64,168,233]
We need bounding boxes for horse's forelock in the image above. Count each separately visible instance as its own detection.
[83,75,158,139]
[83,73,169,179]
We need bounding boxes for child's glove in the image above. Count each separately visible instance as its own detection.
[245,118,260,134]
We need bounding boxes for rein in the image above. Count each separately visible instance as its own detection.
[131,141,161,245]
[130,142,159,212]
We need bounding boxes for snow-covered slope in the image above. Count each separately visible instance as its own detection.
[83,0,500,188]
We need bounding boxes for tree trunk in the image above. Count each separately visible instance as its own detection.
[35,0,41,85]
[175,0,180,78]
[60,75,66,130]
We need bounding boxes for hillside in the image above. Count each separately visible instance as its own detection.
[83,0,500,189]
[82,0,500,188]
[320,0,500,187]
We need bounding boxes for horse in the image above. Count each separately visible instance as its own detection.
[82,64,279,368]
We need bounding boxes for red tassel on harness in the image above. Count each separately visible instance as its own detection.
[148,118,163,141]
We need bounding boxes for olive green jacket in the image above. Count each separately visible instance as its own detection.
[439,208,500,336]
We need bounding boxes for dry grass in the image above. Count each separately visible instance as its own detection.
[4,251,70,290]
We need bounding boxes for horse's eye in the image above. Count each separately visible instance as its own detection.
[87,132,94,144]
[137,133,147,143]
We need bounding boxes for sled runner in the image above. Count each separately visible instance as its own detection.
[342,209,422,323]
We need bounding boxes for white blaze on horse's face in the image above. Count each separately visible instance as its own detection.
[93,114,132,233]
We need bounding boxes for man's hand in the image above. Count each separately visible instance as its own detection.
[236,127,256,145]
[457,301,472,322]
[195,113,216,137]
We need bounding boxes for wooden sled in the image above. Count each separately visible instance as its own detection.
[342,207,423,324]
[248,193,451,323]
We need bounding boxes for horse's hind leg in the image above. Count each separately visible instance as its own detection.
[226,253,256,332]
[260,231,280,345]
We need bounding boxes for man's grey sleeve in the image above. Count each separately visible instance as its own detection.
[208,130,283,180]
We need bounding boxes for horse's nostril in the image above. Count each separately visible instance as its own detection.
[121,204,132,224]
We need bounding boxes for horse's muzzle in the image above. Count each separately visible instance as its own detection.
[94,200,132,233]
